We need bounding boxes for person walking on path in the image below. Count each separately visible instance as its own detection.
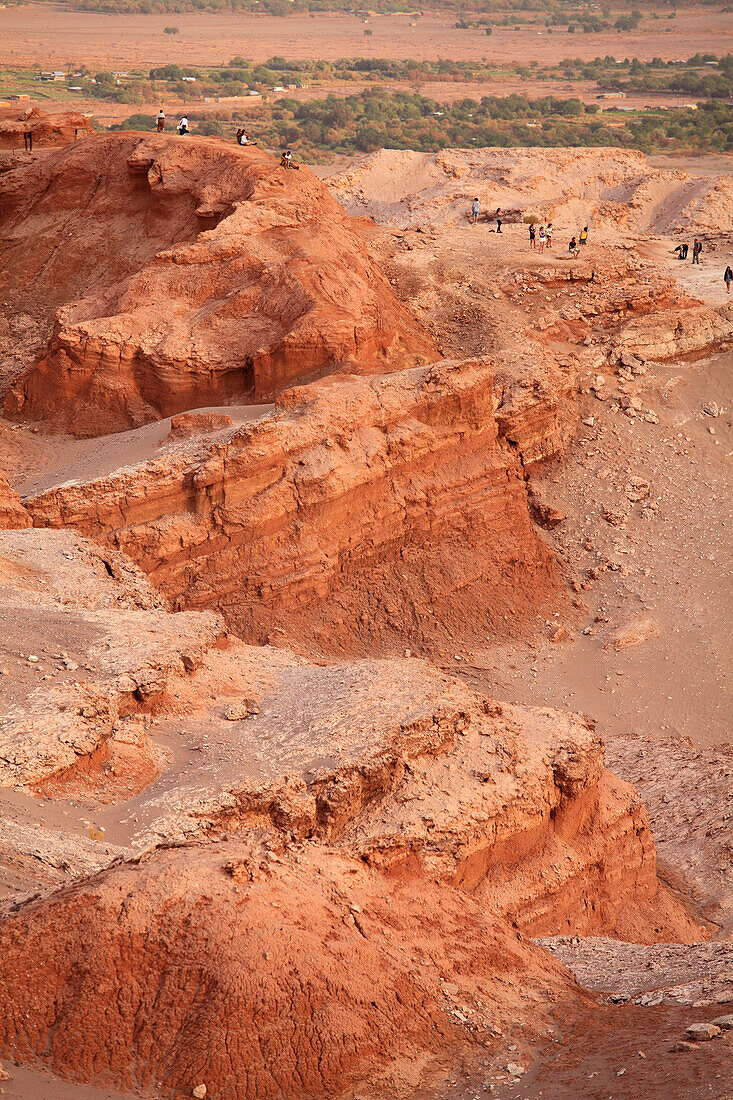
[538,225,546,253]
[725,266,733,293]
[579,226,588,245]
[156,108,165,132]
[496,209,502,233]
[529,222,536,249]
[692,239,703,264]
[470,197,480,223]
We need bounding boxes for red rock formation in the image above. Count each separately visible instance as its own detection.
[0,840,573,1100]
[0,471,30,529]
[165,411,234,441]
[26,359,561,654]
[0,107,94,150]
[0,529,703,1098]
[1,133,437,436]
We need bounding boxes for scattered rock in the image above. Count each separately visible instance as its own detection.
[625,477,650,502]
[670,1041,697,1052]
[712,1015,733,1030]
[192,1086,207,1099]
[606,619,659,650]
[223,699,260,721]
[685,1023,721,1042]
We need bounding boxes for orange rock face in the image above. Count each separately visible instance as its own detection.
[26,359,561,653]
[0,106,94,150]
[0,471,31,529]
[2,133,437,436]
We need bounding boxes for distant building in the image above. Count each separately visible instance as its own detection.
[182,76,196,83]
[596,91,626,99]
[40,71,66,82]
[8,93,30,100]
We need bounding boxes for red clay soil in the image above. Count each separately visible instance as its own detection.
[0,837,576,1100]
[488,1003,733,1100]
[1,132,436,436]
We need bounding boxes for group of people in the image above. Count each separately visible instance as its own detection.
[470,203,594,258]
[156,109,189,135]
[672,240,704,265]
[155,108,300,168]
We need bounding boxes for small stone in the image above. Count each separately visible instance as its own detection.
[63,659,79,670]
[27,654,39,663]
[192,1087,207,1099]
[223,699,259,721]
[506,1063,524,1077]
[685,1023,721,1042]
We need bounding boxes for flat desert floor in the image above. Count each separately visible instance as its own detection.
[2,3,733,70]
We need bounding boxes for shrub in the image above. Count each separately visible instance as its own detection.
[163,26,179,34]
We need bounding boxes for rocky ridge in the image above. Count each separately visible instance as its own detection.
[0,526,703,1099]
[1,133,436,435]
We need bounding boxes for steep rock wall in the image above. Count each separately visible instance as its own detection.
[25,360,561,654]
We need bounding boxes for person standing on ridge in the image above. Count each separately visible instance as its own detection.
[156,108,165,132]
[538,225,546,253]
[725,266,733,293]
[529,222,536,249]
[546,223,553,250]
[471,197,480,223]
[579,226,588,245]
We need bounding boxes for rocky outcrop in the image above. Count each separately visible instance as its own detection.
[0,527,703,1099]
[326,147,733,236]
[0,471,30,529]
[24,359,561,654]
[2,133,436,436]
[0,107,94,151]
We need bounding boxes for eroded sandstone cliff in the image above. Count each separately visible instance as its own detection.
[0,527,702,1100]
[24,359,561,653]
[1,133,436,435]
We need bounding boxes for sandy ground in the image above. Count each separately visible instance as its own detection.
[1,4,732,69]
[10,404,273,497]
[0,1064,140,1100]
[457,348,732,751]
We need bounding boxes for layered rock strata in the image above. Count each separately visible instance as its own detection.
[0,527,702,1099]
[1,133,436,435]
[24,359,561,653]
